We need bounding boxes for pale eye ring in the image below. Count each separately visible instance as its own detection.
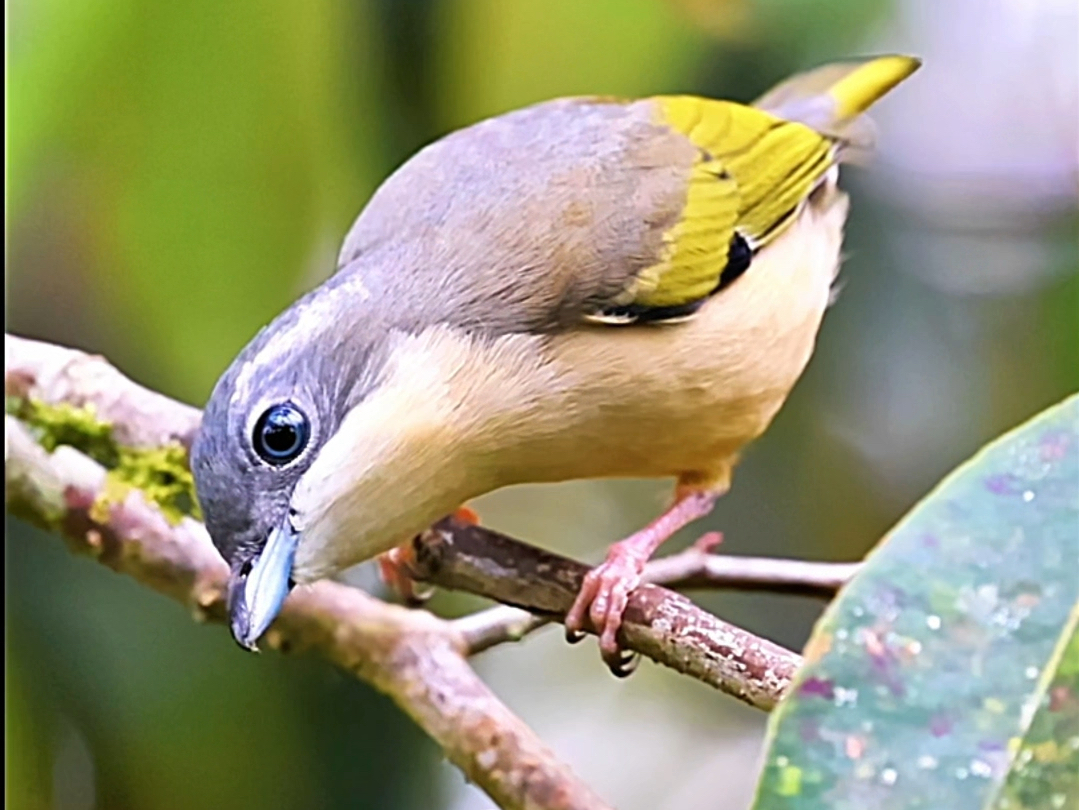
[253,402,310,464]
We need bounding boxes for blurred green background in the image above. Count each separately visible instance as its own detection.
[6,1,1077,809]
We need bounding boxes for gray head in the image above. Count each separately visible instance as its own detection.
[192,279,383,649]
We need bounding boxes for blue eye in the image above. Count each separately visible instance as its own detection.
[253,403,310,464]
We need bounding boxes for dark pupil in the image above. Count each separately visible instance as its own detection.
[264,421,298,453]
[254,404,309,463]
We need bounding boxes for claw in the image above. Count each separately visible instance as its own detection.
[565,626,587,644]
[378,544,433,605]
[565,547,644,673]
[402,580,435,607]
[565,566,600,638]
[563,486,721,676]
[606,648,639,678]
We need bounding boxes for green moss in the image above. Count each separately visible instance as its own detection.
[110,444,203,524]
[7,398,121,467]
[8,396,202,524]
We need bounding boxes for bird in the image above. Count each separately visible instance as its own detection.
[191,55,920,672]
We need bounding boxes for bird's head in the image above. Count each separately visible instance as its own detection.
[191,285,383,650]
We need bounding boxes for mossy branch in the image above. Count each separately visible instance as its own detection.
[5,334,609,810]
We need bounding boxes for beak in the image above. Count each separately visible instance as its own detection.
[228,516,299,651]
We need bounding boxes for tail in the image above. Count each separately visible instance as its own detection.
[753,55,921,155]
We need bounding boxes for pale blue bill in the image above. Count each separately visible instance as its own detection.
[236,519,298,650]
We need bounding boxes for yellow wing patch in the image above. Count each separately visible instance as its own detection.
[592,55,919,323]
[627,96,834,314]
[631,153,739,309]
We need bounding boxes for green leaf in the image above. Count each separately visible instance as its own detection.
[752,394,1079,810]
[994,622,1079,810]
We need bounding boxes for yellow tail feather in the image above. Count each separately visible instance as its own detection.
[753,54,921,141]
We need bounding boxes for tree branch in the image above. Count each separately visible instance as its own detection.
[411,520,801,710]
[5,335,609,810]
[447,538,856,660]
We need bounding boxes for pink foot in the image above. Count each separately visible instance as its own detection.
[565,544,648,674]
[377,544,433,605]
[564,490,717,675]
[379,506,481,604]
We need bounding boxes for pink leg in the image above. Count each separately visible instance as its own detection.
[564,489,718,673]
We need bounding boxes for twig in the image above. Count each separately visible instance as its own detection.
[643,546,858,597]
[453,606,552,655]
[412,521,802,711]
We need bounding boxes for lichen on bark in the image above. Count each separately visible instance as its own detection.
[7,396,201,524]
